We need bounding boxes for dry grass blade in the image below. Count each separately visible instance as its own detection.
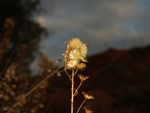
[6,64,64,113]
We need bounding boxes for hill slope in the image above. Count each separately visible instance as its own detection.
[47,46,150,113]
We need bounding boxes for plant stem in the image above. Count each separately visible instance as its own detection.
[76,99,86,113]
[74,81,83,96]
[6,64,63,113]
[65,69,71,80]
[71,69,75,113]
[74,68,78,75]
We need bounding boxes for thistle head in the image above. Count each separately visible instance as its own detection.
[63,38,88,70]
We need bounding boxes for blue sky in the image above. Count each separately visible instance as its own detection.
[34,0,150,61]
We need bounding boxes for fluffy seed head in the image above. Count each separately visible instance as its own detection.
[63,38,88,69]
[77,63,86,70]
[69,49,81,60]
[67,38,83,49]
[80,44,88,57]
[66,60,78,69]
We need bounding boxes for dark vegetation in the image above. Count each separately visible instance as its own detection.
[0,0,47,77]
[0,0,53,113]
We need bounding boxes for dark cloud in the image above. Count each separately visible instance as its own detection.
[34,0,150,61]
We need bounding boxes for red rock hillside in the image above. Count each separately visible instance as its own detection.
[46,46,150,113]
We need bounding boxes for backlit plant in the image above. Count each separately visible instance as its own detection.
[63,38,94,113]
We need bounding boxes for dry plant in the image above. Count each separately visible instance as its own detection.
[1,54,55,113]
[84,107,94,113]
[5,54,60,113]
[5,38,93,113]
[0,18,14,78]
[0,18,53,113]
[0,18,58,113]
[63,38,94,113]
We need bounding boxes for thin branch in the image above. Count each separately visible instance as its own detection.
[65,69,71,80]
[74,68,78,75]
[74,81,83,96]
[76,99,86,113]
[6,64,64,113]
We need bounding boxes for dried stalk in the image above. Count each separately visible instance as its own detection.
[63,38,94,113]
[6,64,63,113]
[76,99,86,113]
[74,81,83,96]
[71,69,75,113]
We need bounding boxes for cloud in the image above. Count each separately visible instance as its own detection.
[35,0,150,61]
